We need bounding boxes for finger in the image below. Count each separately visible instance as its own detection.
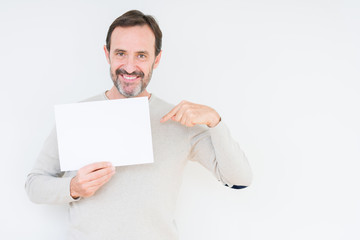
[83,186,100,197]
[174,103,192,122]
[185,118,195,127]
[180,114,187,125]
[180,112,189,126]
[173,108,185,122]
[160,102,184,123]
[86,166,115,182]
[80,162,113,175]
[72,169,115,198]
[86,169,115,188]
[178,108,197,126]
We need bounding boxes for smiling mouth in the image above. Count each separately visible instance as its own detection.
[123,75,137,80]
[120,74,140,83]
[116,68,144,83]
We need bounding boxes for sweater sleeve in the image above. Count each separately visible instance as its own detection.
[187,121,252,189]
[25,127,79,204]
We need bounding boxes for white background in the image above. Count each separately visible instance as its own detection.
[1,0,359,239]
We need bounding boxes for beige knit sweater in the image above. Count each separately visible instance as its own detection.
[25,93,252,240]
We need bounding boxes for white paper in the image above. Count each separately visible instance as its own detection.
[54,97,154,171]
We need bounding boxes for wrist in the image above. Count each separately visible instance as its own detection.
[208,115,221,128]
[70,177,80,199]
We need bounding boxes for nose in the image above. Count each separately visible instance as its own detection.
[122,56,137,74]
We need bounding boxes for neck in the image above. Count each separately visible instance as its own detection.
[106,85,151,100]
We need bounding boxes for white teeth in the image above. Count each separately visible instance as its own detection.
[123,75,137,80]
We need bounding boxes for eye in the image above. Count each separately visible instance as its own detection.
[138,53,147,59]
[117,52,125,57]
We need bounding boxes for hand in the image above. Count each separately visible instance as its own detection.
[70,162,115,199]
[160,100,221,128]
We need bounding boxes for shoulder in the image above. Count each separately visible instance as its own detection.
[79,92,107,103]
[150,94,175,113]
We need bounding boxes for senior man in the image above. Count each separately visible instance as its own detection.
[26,10,252,240]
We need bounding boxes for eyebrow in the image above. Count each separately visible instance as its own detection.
[113,49,126,53]
[137,51,149,55]
[113,49,149,55]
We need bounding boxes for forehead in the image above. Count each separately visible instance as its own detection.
[110,25,156,53]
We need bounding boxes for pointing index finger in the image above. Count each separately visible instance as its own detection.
[160,103,183,123]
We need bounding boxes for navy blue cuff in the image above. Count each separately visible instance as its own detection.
[225,184,248,189]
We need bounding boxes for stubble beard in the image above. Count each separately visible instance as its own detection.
[110,64,154,98]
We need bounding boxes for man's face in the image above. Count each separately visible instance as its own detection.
[104,25,161,98]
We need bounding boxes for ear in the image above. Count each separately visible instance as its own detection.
[153,50,162,69]
[104,45,110,64]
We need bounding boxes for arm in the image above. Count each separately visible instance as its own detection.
[161,100,252,188]
[188,121,252,188]
[25,128,115,204]
[25,128,77,204]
